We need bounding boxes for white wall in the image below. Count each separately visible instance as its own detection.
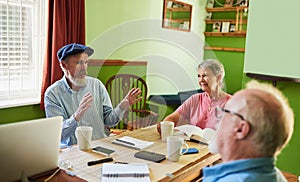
[244,0,300,79]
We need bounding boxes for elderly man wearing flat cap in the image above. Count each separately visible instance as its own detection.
[44,43,142,147]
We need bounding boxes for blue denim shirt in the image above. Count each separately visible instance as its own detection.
[44,76,124,146]
[203,157,287,182]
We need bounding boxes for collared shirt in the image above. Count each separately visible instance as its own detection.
[44,76,124,146]
[203,157,287,182]
[176,93,231,130]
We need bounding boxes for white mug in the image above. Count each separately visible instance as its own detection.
[160,121,174,141]
[75,126,93,150]
[167,136,189,162]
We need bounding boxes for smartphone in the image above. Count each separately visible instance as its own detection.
[182,148,199,155]
[134,150,166,163]
[92,146,116,156]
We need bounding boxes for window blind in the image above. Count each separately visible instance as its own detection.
[0,0,45,108]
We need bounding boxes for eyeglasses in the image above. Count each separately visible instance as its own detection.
[215,106,246,121]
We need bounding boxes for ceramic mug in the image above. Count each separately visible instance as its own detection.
[160,121,174,141]
[167,136,189,162]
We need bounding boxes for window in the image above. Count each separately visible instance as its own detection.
[0,0,46,108]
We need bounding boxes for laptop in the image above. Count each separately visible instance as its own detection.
[0,116,63,181]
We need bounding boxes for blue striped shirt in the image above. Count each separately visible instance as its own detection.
[44,76,124,146]
[203,157,287,182]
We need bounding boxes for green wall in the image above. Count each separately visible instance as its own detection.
[274,82,300,175]
[0,105,45,124]
[204,50,245,94]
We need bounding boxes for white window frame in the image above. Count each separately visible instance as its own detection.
[0,0,46,108]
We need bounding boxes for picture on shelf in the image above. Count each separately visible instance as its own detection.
[238,0,248,6]
[229,24,236,32]
[206,0,214,8]
[206,0,214,20]
[166,1,173,8]
[205,12,213,20]
[172,2,184,8]
[221,22,230,33]
[212,21,221,32]
[224,0,234,7]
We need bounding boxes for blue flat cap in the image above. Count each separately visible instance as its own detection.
[57,43,94,61]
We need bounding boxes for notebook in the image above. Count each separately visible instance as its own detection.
[112,136,154,150]
[0,116,63,181]
[101,163,150,182]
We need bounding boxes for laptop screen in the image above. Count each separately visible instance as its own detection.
[0,116,62,181]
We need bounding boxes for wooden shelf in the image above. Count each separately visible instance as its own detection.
[204,31,246,37]
[204,46,245,52]
[166,18,190,23]
[163,26,190,32]
[204,5,248,53]
[166,7,190,12]
[206,6,248,12]
[205,19,247,24]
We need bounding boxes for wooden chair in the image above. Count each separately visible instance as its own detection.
[105,74,159,130]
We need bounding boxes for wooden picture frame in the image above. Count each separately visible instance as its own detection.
[162,0,192,32]
[212,21,221,32]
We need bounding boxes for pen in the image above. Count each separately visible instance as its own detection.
[115,138,135,146]
[114,161,128,164]
[87,157,113,166]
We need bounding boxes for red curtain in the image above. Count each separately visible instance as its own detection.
[40,0,86,109]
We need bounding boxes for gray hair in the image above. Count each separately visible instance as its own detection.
[198,59,225,88]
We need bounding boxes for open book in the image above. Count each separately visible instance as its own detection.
[174,125,216,145]
[102,163,150,182]
[112,136,154,150]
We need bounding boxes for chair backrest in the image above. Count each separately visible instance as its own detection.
[105,74,156,130]
[105,74,148,110]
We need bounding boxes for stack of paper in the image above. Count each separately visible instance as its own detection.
[112,136,154,150]
[101,163,150,182]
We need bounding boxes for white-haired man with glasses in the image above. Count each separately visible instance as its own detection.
[203,80,294,182]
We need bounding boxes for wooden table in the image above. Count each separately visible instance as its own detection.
[59,126,220,181]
